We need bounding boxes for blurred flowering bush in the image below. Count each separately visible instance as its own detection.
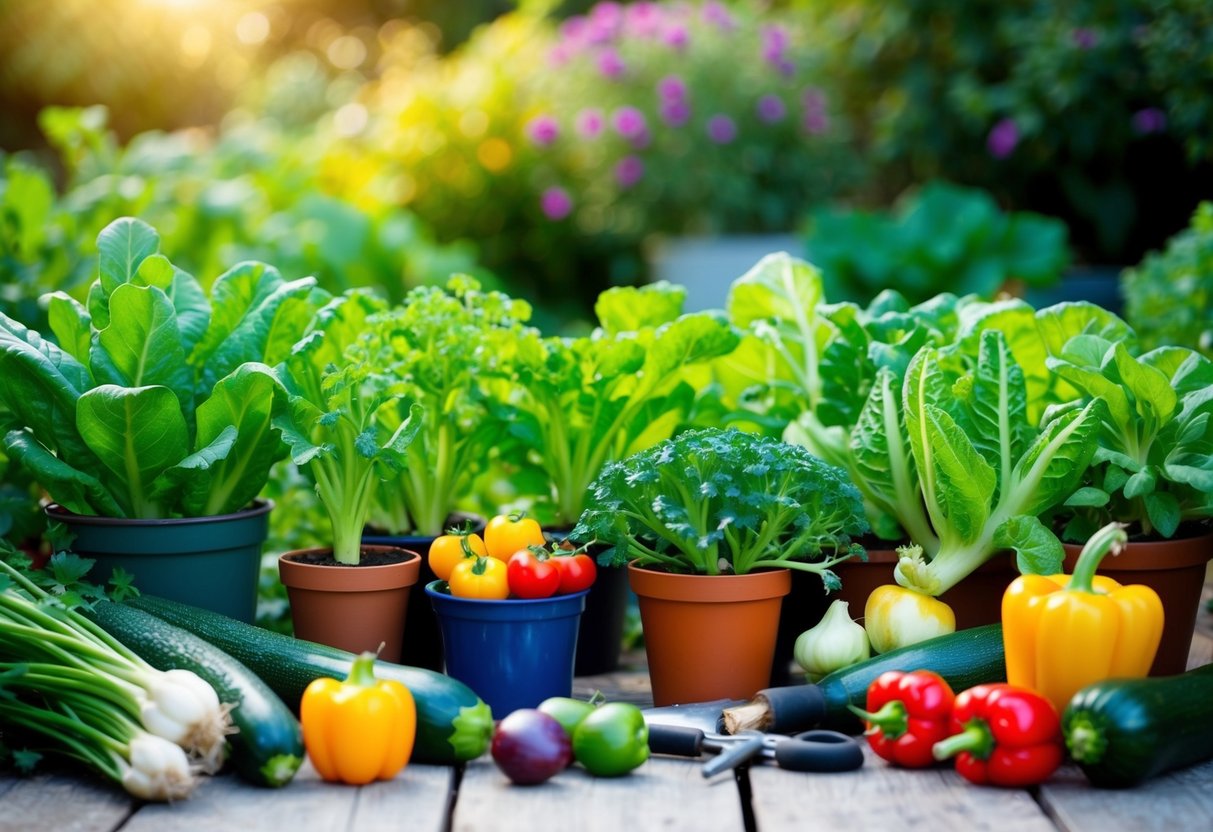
[521,1,860,236]
[803,0,1213,266]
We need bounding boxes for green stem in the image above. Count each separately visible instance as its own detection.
[345,652,380,687]
[846,700,908,739]
[932,720,993,762]
[1065,714,1107,764]
[1066,523,1128,593]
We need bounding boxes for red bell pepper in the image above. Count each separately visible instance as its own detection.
[849,670,957,768]
[932,684,1063,787]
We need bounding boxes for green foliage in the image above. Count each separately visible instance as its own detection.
[572,427,868,581]
[273,290,424,564]
[806,181,1071,305]
[504,282,741,526]
[1123,202,1213,358]
[0,217,323,519]
[364,277,534,536]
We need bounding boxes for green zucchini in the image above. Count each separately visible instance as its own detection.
[87,600,304,788]
[127,594,493,765]
[817,624,1007,732]
[1063,664,1213,788]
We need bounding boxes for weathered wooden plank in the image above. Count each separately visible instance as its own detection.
[749,745,1056,832]
[1040,759,1213,832]
[351,764,455,832]
[452,755,745,832]
[0,769,134,832]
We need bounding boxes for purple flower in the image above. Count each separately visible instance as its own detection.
[702,1,735,31]
[762,24,790,52]
[596,47,627,79]
[615,155,645,188]
[1071,28,1098,50]
[987,118,1020,159]
[525,114,560,147]
[756,94,786,123]
[802,111,830,135]
[659,99,691,127]
[802,87,826,114]
[548,44,572,67]
[657,74,687,102]
[1132,107,1168,135]
[706,114,737,144]
[624,2,662,37]
[575,108,606,138]
[591,2,624,29]
[541,187,573,221]
[612,106,649,140]
[661,23,689,49]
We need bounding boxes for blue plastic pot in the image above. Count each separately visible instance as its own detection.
[426,581,589,717]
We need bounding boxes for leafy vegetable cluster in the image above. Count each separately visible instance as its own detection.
[0,217,325,519]
[573,427,869,581]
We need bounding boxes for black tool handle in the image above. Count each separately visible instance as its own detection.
[773,730,865,772]
[758,684,827,733]
[647,724,707,758]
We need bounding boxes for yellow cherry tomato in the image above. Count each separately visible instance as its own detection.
[300,653,416,785]
[429,532,488,581]
[449,555,510,600]
[484,513,546,561]
[864,584,956,654]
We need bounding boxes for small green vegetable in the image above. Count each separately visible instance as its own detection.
[571,702,650,777]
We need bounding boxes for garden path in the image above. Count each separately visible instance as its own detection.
[3,570,1210,832]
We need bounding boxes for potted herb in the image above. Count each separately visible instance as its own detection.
[1046,333,1213,675]
[357,277,531,669]
[0,217,322,621]
[273,289,424,662]
[507,281,739,675]
[572,427,869,705]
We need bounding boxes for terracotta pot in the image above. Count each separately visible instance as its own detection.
[278,546,421,663]
[1063,528,1213,676]
[833,545,1021,632]
[362,512,485,671]
[629,563,791,706]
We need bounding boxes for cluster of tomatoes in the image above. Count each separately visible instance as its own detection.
[429,513,597,600]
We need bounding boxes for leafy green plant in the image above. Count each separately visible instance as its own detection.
[365,277,532,537]
[1047,337,1213,540]
[573,427,868,581]
[1123,201,1213,358]
[0,217,323,519]
[506,282,740,527]
[805,181,1070,305]
[273,290,423,565]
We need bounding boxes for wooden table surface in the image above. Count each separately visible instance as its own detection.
[3,575,1211,832]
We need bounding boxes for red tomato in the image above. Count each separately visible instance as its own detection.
[507,549,560,599]
[552,553,597,594]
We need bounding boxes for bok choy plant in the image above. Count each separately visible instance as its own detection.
[0,217,325,519]
[0,544,229,799]
[573,428,868,582]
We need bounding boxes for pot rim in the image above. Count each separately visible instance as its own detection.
[45,499,274,528]
[424,579,590,607]
[279,546,422,592]
[627,560,791,603]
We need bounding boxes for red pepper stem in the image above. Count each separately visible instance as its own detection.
[846,701,908,739]
[932,719,994,762]
[1066,523,1128,593]
[346,652,380,687]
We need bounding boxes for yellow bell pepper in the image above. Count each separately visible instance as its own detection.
[1002,523,1164,713]
[301,652,416,785]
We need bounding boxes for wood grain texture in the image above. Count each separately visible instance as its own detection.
[749,746,1056,832]
[453,755,745,832]
[0,770,134,832]
[1039,759,1213,832]
[120,761,452,832]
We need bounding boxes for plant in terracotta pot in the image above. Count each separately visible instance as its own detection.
[272,288,425,662]
[0,217,323,621]
[358,276,533,669]
[505,280,740,675]
[1045,333,1213,674]
[571,426,869,706]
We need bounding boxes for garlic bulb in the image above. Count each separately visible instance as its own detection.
[794,600,870,682]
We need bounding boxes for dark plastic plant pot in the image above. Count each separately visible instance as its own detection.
[363,512,485,671]
[426,580,589,717]
[45,500,272,623]
[546,532,633,677]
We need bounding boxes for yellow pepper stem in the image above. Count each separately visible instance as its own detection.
[346,652,380,688]
[1065,523,1128,594]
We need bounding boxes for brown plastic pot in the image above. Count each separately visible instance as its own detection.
[278,546,421,663]
[833,545,1021,631]
[629,563,791,706]
[1063,528,1213,677]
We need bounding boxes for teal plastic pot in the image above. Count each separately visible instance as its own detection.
[45,501,271,623]
[426,581,588,716]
